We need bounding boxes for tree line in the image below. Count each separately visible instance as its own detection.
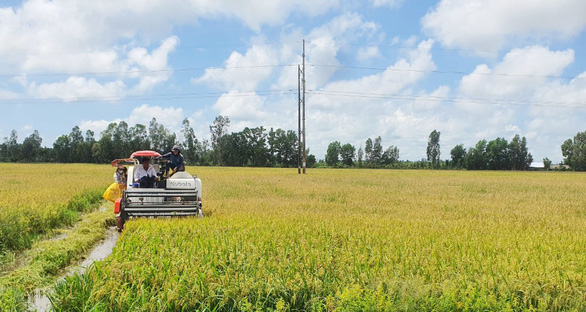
[0,116,315,168]
[324,136,399,168]
[321,131,540,171]
[2,119,586,171]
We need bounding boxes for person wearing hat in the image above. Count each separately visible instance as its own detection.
[162,145,185,177]
[134,157,157,186]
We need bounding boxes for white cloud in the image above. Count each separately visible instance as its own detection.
[451,45,586,162]
[459,46,574,99]
[371,0,404,9]
[79,104,185,137]
[126,36,179,93]
[422,0,586,54]
[23,35,178,100]
[0,0,338,100]
[79,119,121,136]
[29,77,126,101]
[194,44,277,91]
[127,104,185,131]
[0,89,19,99]
[213,91,269,121]
[357,46,381,62]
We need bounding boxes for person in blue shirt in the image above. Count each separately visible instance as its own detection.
[162,145,185,177]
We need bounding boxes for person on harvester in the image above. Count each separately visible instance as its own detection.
[134,157,157,187]
[162,145,185,177]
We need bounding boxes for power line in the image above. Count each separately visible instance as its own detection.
[1,62,576,80]
[337,42,586,57]
[0,64,296,78]
[310,64,577,80]
[0,89,296,105]
[308,90,586,109]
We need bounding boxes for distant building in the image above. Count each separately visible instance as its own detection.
[530,162,544,169]
[529,162,570,171]
[550,164,570,170]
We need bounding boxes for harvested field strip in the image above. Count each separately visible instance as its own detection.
[0,208,115,312]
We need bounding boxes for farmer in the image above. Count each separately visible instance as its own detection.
[113,163,127,187]
[162,145,185,176]
[134,157,157,187]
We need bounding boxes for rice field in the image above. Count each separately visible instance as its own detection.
[50,167,586,311]
[0,164,113,311]
[0,163,111,254]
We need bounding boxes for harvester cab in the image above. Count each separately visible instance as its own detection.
[112,150,203,231]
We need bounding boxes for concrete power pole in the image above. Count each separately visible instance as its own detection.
[297,64,301,174]
[302,39,307,174]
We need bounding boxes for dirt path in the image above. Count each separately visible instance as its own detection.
[30,226,119,312]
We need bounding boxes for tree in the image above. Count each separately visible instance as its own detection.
[21,130,42,162]
[450,144,466,169]
[112,121,130,158]
[382,146,399,165]
[486,137,509,170]
[543,157,552,171]
[53,135,71,163]
[210,116,230,165]
[561,131,586,171]
[357,147,363,167]
[307,154,317,168]
[129,124,149,152]
[465,140,488,170]
[372,136,383,166]
[181,118,199,165]
[427,130,441,169]
[268,128,299,167]
[508,134,532,170]
[325,141,341,167]
[364,138,373,166]
[340,143,356,166]
[4,130,20,162]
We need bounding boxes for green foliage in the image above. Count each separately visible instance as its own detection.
[427,130,441,168]
[543,157,552,170]
[325,141,341,166]
[340,143,355,166]
[561,130,586,171]
[450,144,466,169]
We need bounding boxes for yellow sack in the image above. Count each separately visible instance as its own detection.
[103,183,124,203]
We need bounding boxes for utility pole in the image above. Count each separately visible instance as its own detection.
[302,39,307,174]
[297,64,301,174]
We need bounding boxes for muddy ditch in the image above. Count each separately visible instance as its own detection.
[30,226,119,312]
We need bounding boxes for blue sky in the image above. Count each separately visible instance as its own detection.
[1,0,585,162]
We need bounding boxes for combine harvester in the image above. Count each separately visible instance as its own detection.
[112,151,203,231]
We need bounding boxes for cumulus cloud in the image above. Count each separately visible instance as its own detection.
[422,0,586,54]
[371,0,404,9]
[459,46,574,99]
[213,91,269,121]
[23,35,178,100]
[450,45,586,162]
[79,104,185,137]
[29,77,126,101]
[300,39,438,159]
[195,44,278,91]
[0,0,338,100]
[357,46,381,62]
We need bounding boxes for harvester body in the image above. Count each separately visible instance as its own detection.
[114,151,202,231]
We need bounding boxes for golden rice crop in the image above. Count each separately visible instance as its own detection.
[0,163,112,252]
[52,168,586,311]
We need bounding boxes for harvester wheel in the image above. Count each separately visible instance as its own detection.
[117,211,128,232]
